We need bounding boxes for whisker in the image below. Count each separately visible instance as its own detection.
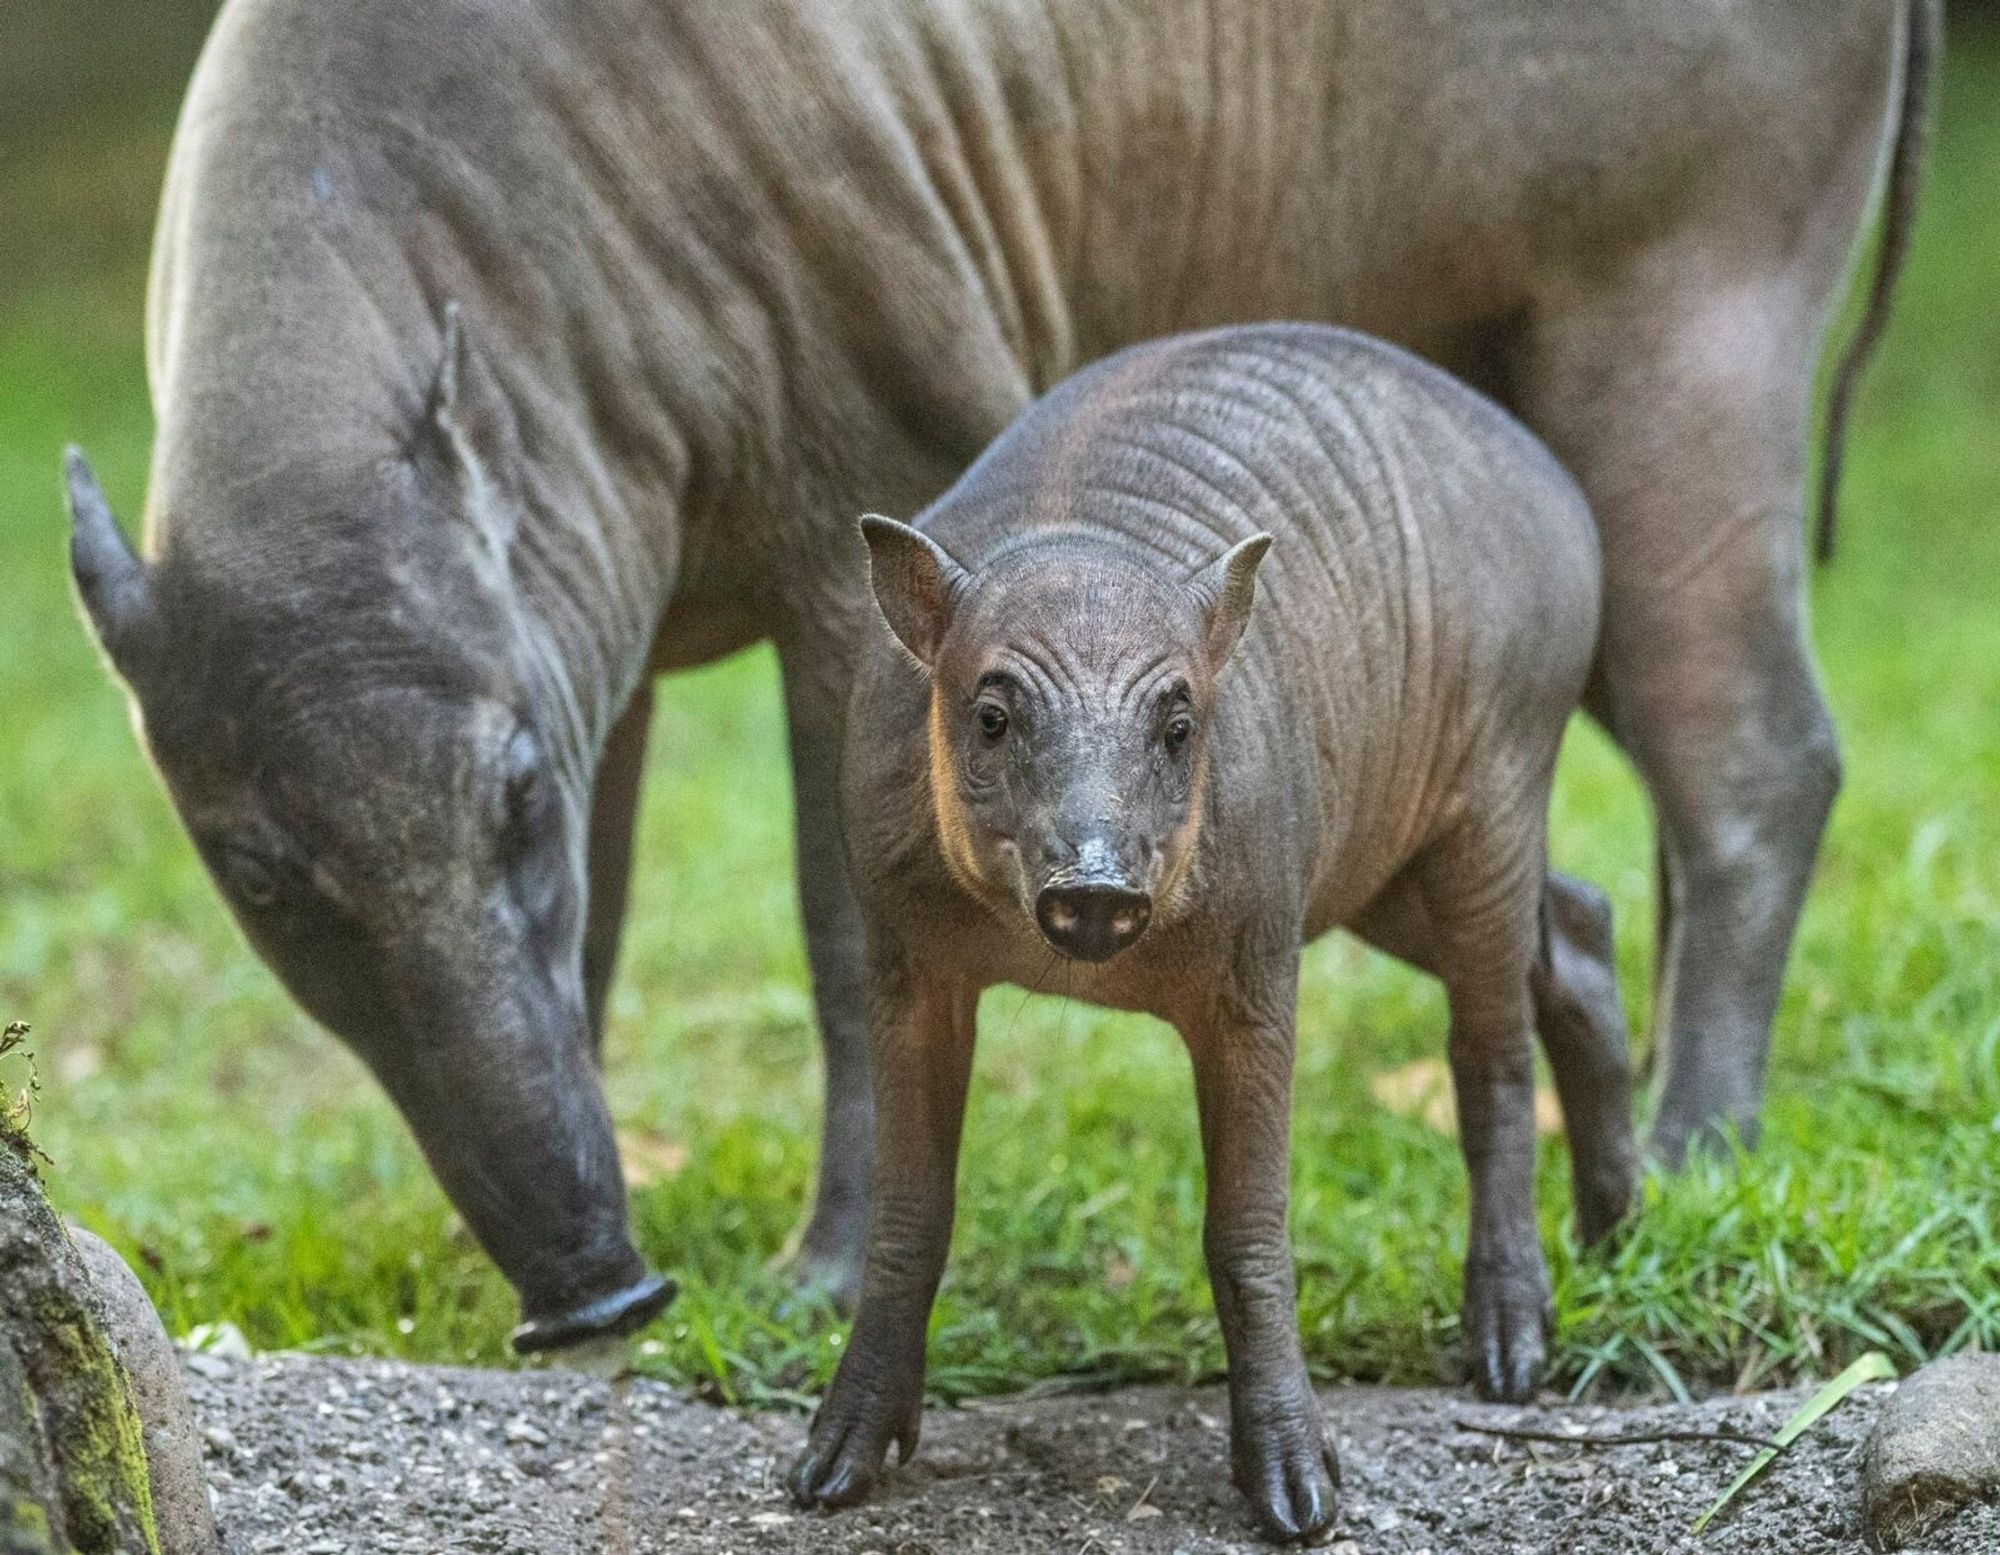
[1002,947,1062,1046]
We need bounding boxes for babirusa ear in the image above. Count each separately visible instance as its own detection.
[430,301,465,419]
[1187,533,1272,670]
[418,300,514,488]
[413,301,522,564]
[859,514,969,669]
[65,447,156,677]
[422,301,474,462]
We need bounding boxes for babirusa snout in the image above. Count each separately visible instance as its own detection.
[1035,879,1152,961]
[1034,832,1154,961]
[367,972,674,1353]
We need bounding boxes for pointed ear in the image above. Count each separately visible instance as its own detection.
[1186,533,1271,670]
[860,514,969,669]
[416,301,513,484]
[412,301,521,563]
[428,300,467,433]
[65,447,157,679]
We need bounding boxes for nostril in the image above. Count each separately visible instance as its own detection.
[1035,883,1154,961]
[1108,907,1145,939]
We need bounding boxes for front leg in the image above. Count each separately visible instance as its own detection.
[1184,957,1339,1545]
[582,679,653,1055]
[775,637,877,1306]
[788,956,977,1509]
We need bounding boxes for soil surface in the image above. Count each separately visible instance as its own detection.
[185,1353,1999,1555]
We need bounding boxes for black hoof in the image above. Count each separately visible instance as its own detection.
[1574,1162,1638,1250]
[1647,1109,1757,1171]
[1465,1274,1549,1403]
[774,1206,868,1316]
[1230,1402,1341,1544]
[787,1397,918,1511]
[775,1245,863,1318]
[1238,1437,1340,1543]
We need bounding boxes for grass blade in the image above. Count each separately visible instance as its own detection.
[1633,1335,1694,1405]
[1690,1351,1896,1535]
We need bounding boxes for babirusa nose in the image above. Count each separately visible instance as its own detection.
[1035,881,1153,962]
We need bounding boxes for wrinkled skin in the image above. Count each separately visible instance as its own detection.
[789,326,1641,1541]
[67,419,670,1348]
[70,0,1925,1339]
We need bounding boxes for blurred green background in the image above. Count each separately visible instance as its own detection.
[2,4,1995,1402]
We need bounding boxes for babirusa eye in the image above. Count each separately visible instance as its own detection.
[503,726,545,820]
[228,848,280,908]
[507,761,541,814]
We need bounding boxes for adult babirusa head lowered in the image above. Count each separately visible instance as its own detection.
[61,305,673,1353]
[860,513,1271,964]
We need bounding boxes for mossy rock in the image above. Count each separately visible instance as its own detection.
[0,1143,159,1555]
[2,1336,63,1555]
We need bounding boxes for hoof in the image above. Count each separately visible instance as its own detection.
[1464,1263,1550,1403]
[1232,1412,1341,1544]
[786,1389,920,1511]
[1573,1154,1640,1249]
[772,1219,865,1316]
[1647,1108,1757,1171]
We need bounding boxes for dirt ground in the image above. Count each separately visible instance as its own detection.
[184,1354,1998,1555]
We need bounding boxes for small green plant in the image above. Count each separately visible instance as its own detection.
[0,1020,49,1164]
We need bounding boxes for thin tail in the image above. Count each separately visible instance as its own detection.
[1815,0,1943,565]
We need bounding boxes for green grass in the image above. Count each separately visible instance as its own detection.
[3,42,1998,1408]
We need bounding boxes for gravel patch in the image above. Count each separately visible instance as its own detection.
[185,1354,2000,1553]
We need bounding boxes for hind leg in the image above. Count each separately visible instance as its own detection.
[1531,876,1640,1244]
[1517,272,1845,1163]
[1504,6,1897,1155]
[1354,868,1638,1246]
